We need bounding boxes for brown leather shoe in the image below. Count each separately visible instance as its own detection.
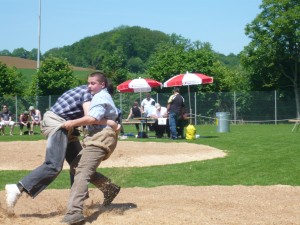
[102,184,120,206]
[61,213,84,224]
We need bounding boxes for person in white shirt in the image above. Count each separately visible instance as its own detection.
[145,101,156,117]
[150,103,169,138]
[151,103,167,118]
[143,101,156,132]
[29,106,42,134]
[141,93,155,116]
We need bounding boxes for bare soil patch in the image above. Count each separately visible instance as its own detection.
[0,56,90,70]
[0,140,299,225]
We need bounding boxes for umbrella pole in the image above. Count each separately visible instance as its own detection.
[188,85,192,124]
[139,92,142,105]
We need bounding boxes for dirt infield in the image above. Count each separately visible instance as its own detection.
[0,140,300,225]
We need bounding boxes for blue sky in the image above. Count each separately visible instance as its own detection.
[1,0,262,55]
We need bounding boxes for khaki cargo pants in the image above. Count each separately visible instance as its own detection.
[66,127,118,215]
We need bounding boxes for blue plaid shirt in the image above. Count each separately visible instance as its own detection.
[51,85,92,120]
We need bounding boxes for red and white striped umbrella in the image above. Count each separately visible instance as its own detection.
[163,72,213,87]
[163,72,213,117]
[117,77,162,93]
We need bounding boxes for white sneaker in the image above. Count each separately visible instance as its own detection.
[5,184,21,208]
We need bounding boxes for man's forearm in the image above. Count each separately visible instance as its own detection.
[67,116,98,127]
[62,116,118,130]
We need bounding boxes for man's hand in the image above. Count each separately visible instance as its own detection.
[107,120,118,131]
[115,124,122,134]
[62,120,75,130]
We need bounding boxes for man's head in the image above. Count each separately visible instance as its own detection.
[155,103,161,110]
[29,106,35,111]
[173,87,180,93]
[88,71,108,95]
[146,93,151,100]
[2,104,8,112]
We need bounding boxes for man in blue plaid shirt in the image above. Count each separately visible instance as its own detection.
[5,80,118,211]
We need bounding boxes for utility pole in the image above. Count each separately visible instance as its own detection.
[37,0,41,69]
[36,0,41,108]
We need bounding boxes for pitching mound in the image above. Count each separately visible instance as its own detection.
[0,141,299,225]
[0,140,226,169]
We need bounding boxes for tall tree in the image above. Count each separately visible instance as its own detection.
[30,56,78,96]
[147,37,246,93]
[11,48,30,59]
[0,49,11,56]
[241,0,300,117]
[28,48,39,60]
[99,48,129,85]
[0,62,23,97]
[147,37,250,114]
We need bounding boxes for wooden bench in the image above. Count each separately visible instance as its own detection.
[288,119,300,132]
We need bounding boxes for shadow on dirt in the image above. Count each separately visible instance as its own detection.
[87,203,137,223]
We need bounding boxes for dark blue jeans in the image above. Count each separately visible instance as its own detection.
[169,112,178,139]
[20,129,82,198]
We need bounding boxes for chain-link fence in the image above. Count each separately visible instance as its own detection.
[1,90,298,125]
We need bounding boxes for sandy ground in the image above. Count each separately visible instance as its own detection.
[0,140,299,225]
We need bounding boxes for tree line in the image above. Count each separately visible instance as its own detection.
[0,0,299,117]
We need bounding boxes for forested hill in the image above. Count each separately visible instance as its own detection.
[44,26,239,72]
[44,25,171,72]
[1,26,240,73]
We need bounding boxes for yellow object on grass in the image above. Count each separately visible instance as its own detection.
[185,124,196,140]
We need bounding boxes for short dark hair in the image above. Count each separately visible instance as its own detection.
[107,80,114,95]
[173,87,180,93]
[88,71,108,87]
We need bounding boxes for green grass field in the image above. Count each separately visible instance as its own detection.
[0,124,299,191]
[17,68,92,86]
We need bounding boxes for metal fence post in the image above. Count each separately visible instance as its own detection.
[234,91,236,124]
[275,90,277,125]
[15,96,18,122]
[194,92,197,125]
[119,93,122,114]
[49,95,51,110]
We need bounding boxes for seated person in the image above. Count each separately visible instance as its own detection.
[19,111,31,135]
[144,101,156,132]
[126,101,142,133]
[116,108,124,135]
[0,104,15,136]
[177,111,189,139]
[150,103,168,138]
[29,106,42,134]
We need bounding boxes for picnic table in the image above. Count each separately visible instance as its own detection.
[122,118,156,138]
